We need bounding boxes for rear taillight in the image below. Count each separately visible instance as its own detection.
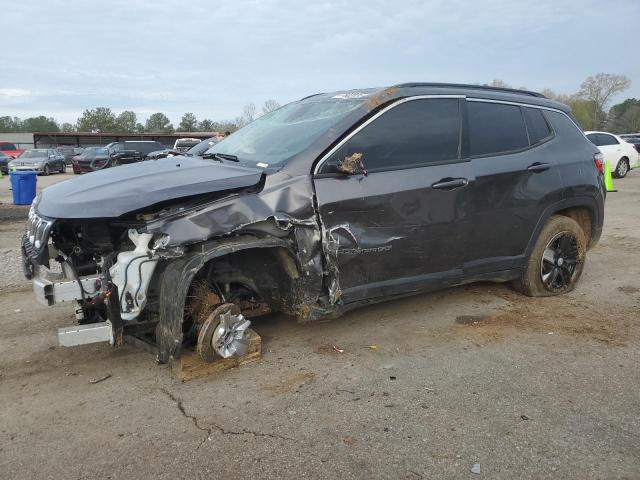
[594,152,604,173]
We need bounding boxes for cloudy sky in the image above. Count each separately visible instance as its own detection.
[2,0,639,125]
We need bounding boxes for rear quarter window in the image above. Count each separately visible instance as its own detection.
[523,107,552,145]
[467,101,529,156]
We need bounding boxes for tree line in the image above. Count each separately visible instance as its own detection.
[1,73,638,134]
[0,99,281,134]
[486,73,636,132]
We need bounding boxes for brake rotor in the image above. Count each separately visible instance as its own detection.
[197,303,251,362]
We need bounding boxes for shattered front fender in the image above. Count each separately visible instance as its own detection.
[155,235,296,363]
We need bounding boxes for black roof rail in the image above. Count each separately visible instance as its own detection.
[394,82,546,98]
[299,92,323,101]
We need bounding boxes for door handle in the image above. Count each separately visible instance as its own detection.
[431,178,468,190]
[527,162,551,173]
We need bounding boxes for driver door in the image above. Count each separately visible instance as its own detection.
[313,97,472,304]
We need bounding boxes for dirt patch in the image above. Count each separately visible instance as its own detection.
[365,87,399,110]
[454,286,633,346]
[0,203,29,222]
[618,286,640,294]
[455,315,491,325]
[600,234,639,253]
[315,343,346,355]
[262,370,316,395]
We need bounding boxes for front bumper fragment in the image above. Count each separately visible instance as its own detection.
[33,273,102,306]
[58,322,113,347]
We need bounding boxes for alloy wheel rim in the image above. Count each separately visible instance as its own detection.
[618,160,628,176]
[540,231,580,292]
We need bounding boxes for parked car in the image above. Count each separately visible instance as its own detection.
[145,148,180,161]
[71,147,111,174]
[9,148,66,175]
[146,137,220,160]
[585,131,640,178]
[173,138,201,152]
[21,83,604,364]
[187,137,219,156]
[0,151,11,174]
[105,141,164,168]
[55,145,77,165]
[620,136,640,155]
[0,142,23,158]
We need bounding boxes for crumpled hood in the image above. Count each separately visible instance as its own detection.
[37,156,264,219]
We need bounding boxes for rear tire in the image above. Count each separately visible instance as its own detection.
[512,215,586,297]
[613,157,629,178]
[60,163,66,173]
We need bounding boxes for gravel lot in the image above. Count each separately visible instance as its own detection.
[0,171,639,479]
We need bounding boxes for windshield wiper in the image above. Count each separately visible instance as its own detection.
[203,152,239,162]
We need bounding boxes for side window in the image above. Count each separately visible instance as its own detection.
[523,107,552,145]
[0,143,16,151]
[598,134,618,146]
[321,98,460,173]
[467,101,529,156]
[586,133,600,145]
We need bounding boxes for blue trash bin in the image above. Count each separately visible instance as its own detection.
[10,171,38,205]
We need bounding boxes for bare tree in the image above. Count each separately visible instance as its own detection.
[541,88,574,104]
[262,99,280,114]
[578,73,631,129]
[487,79,511,88]
[236,103,256,128]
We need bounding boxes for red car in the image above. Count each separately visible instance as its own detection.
[0,142,23,158]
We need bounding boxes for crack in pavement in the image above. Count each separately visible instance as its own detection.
[159,388,293,447]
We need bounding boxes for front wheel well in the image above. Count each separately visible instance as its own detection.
[155,239,304,363]
[192,246,301,311]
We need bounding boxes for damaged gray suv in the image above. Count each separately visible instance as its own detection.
[22,83,605,363]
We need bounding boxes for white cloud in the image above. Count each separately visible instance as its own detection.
[0,89,34,97]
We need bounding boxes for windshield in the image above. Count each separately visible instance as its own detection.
[80,147,108,158]
[19,149,49,158]
[175,139,200,148]
[204,97,364,167]
[188,137,218,156]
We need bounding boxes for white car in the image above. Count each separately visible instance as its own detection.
[172,138,201,153]
[585,131,640,178]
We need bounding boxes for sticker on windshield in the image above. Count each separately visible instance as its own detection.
[257,162,269,168]
[332,92,370,99]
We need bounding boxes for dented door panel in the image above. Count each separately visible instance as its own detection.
[314,161,472,303]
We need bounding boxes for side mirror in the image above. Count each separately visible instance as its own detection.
[336,152,367,176]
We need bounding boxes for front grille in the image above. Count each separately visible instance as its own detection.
[24,207,54,260]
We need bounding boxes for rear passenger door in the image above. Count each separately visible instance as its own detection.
[314,97,472,303]
[463,100,563,276]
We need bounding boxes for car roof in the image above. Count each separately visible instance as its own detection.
[304,82,572,114]
[584,131,619,136]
